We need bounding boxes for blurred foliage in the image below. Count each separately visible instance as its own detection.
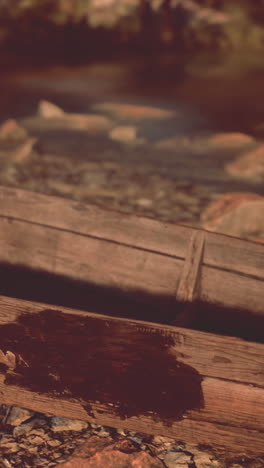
[221,2,264,51]
[0,0,263,66]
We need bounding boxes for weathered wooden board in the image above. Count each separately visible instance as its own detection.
[0,296,263,454]
[0,187,263,319]
[0,186,263,278]
[0,379,263,454]
[0,187,263,453]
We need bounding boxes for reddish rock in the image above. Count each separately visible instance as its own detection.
[0,136,37,165]
[0,349,16,370]
[207,132,254,148]
[93,102,175,120]
[37,100,113,133]
[201,192,264,241]
[12,137,37,163]
[72,435,113,458]
[109,125,140,143]
[64,113,112,132]
[38,100,65,118]
[55,435,163,468]
[225,144,264,182]
[202,192,262,220]
[155,133,255,153]
[0,119,28,140]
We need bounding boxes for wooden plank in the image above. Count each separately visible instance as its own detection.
[0,296,263,386]
[0,376,263,455]
[177,231,205,302]
[0,216,263,319]
[200,265,264,315]
[0,187,263,281]
[0,216,181,297]
[0,296,263,454]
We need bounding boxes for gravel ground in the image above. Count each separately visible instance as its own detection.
[1,407,263,468]
[0,101,263,467]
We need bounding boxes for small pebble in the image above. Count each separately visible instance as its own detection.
[47,439,62,447]
[97,428,111,437]
[13,419,37,437]
[128,436,142,445]
[6,406,33,426]
[50,416,88,432]
[164,450,192,468]
[116,428,127,436]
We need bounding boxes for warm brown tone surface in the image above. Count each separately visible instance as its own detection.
[0,296,263,454]
[0,187,263,455]
[0,186,263,318]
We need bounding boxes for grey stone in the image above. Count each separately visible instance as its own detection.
[13,418,38,437]
[128,436,142,445]
[50,416,88,432]
[164,450,192,468]
[97,427,112,437]
[194,451,219,468]
[6,406,33,426]
[152,435,175,446]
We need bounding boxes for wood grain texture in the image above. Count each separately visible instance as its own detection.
[0,296,263,386]
[0,214,263,317]
[0,376,263,455]
[0,216,181,297]
[0,296,263,454]
[0,186,263,280]
[177,230,205,302]
[0,188,263,455]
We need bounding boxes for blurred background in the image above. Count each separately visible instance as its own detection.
[0,0,264,68]
[1,0,264,129]
[0,0,263,239]
[0,5,263,466]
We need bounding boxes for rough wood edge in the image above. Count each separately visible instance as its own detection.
[0,377,263,455]
[0,294,263,384]
[0,294,263,386]
[0,295,263,454]
[0,186,263,280]
[176,230,205,302]
[0,214,263,317]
